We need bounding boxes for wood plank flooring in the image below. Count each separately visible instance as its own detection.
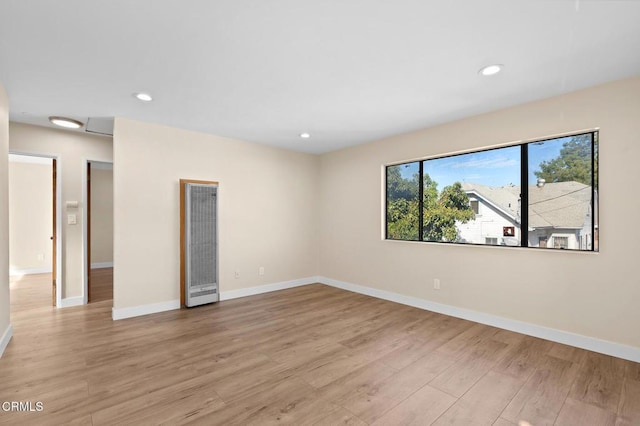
[89,267,113,303]
[1,274,639,425]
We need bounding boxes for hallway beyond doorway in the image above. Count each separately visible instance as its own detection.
[89,267,113,303]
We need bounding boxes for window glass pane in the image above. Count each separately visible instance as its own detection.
[422,146,521,245]
[470,200,479,215]
[386,162,420,240]
[528,133,596,251]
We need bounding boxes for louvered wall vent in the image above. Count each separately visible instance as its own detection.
[183,182,218,307]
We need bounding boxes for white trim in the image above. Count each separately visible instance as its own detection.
[219,276,320,301]
[111,277,321,321]
[59,297,84,308]
[9,267,52,276]
[0,324,13,358]
[90,262,113,269]
[55,158,62,309]
[112,300,181,321]
[318,277,640,363]
[82,160,88,305]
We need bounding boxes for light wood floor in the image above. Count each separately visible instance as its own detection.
[1,275,639,425]
[89,267,113,303]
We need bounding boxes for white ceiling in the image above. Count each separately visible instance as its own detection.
[1,1,639,154]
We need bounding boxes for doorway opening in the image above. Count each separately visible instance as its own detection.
[8,153,61,311]
[84,160,113,304]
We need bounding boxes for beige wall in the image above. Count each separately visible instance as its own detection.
[113,118,319,309]
[0,82,10,354]
[319,75,640,349]
[90,167,113,266]
[8,160,53,273]
[9,123,113,299]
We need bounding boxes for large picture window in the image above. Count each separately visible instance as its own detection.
[385,131,598,251]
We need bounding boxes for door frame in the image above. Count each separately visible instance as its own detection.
[83,159,113,305]
[9,151,62,308]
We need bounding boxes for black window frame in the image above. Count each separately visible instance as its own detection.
[384,131,599,252]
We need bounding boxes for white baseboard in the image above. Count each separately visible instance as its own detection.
[105,275,640,362]
[91,262,113,269]
[59,297,84,308]
[219,276,320,301]
[0,324,13,358]
[318,276,640,363]
[10,267,52,276]
[113,300,181,321]
[112,277,321,321]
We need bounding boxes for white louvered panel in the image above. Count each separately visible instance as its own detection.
[185,183,218,307]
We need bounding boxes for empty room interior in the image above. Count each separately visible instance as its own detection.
[0,1,639,425]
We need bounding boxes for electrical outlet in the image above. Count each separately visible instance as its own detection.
[37,253,45,261]
[234,270,240,279]
[434,278,441,290]
[259,266,265,276]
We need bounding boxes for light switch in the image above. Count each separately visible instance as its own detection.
[67,214,77,225]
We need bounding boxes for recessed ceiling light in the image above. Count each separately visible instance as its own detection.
[300,132,311,139]
[134,92,153,102]
[48,116,84,129]
[479,64,503,76]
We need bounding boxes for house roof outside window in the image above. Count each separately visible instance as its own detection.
[462,181,591,229]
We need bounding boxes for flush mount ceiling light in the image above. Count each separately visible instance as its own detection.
[479,64,504,76]
[134,92,153,102]
[48,116,84,129]
[299,132,311,139]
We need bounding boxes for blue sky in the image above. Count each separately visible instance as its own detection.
[399,136,571,190]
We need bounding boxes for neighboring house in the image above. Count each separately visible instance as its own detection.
[458,183,520,246]
[458,180,595,249]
